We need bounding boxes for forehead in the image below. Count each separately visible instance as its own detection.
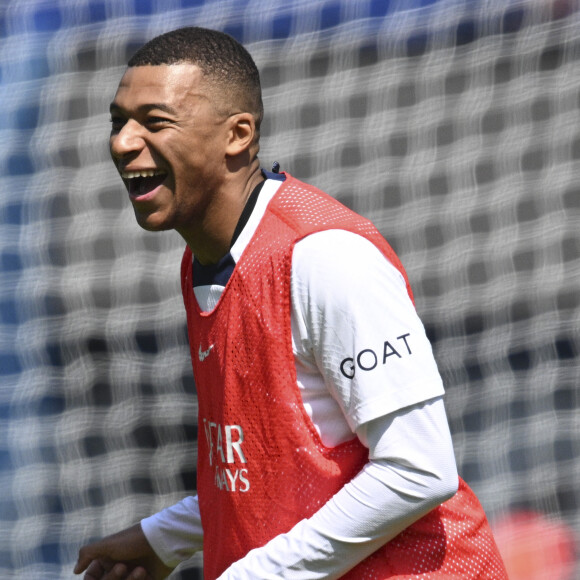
[112,63,208,111]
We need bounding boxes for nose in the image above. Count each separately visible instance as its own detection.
[110,119,145,160]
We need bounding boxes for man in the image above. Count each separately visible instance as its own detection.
[75,27,507,579]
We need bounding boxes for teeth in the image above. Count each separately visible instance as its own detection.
[121,169,165,179]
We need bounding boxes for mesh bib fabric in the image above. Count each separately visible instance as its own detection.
[181,174,507,579]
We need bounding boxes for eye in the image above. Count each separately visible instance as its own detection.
[146,116,172,130]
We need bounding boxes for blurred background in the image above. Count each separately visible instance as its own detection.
[0,0,578,578]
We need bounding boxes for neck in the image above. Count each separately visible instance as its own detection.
[178,160,264,265]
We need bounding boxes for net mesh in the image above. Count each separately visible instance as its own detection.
[0,1,579,578]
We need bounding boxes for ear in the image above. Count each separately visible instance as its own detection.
[225,113,256,157]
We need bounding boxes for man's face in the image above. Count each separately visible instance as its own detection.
[109,63,231,235]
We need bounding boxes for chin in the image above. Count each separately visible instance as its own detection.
[133,211,173,233]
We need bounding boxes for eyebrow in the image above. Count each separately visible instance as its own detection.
[109,102,179,115]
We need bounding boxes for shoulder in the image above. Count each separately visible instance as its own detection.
[292,230,407,296]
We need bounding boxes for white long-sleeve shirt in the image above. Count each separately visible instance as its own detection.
[142,177,458,578]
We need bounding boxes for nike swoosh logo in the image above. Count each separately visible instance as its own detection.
[198,344,214,362]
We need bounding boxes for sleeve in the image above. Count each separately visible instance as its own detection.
[140,495,204,568]
[290,229,445,431]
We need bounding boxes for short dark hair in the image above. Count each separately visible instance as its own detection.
[128,27,263,130]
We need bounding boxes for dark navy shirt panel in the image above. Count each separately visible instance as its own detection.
[192,253,236,288]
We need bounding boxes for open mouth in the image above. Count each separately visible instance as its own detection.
[121,170,167,198]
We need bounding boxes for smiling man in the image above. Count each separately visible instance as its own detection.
[108,42,264,264]
[75,27,507,580]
